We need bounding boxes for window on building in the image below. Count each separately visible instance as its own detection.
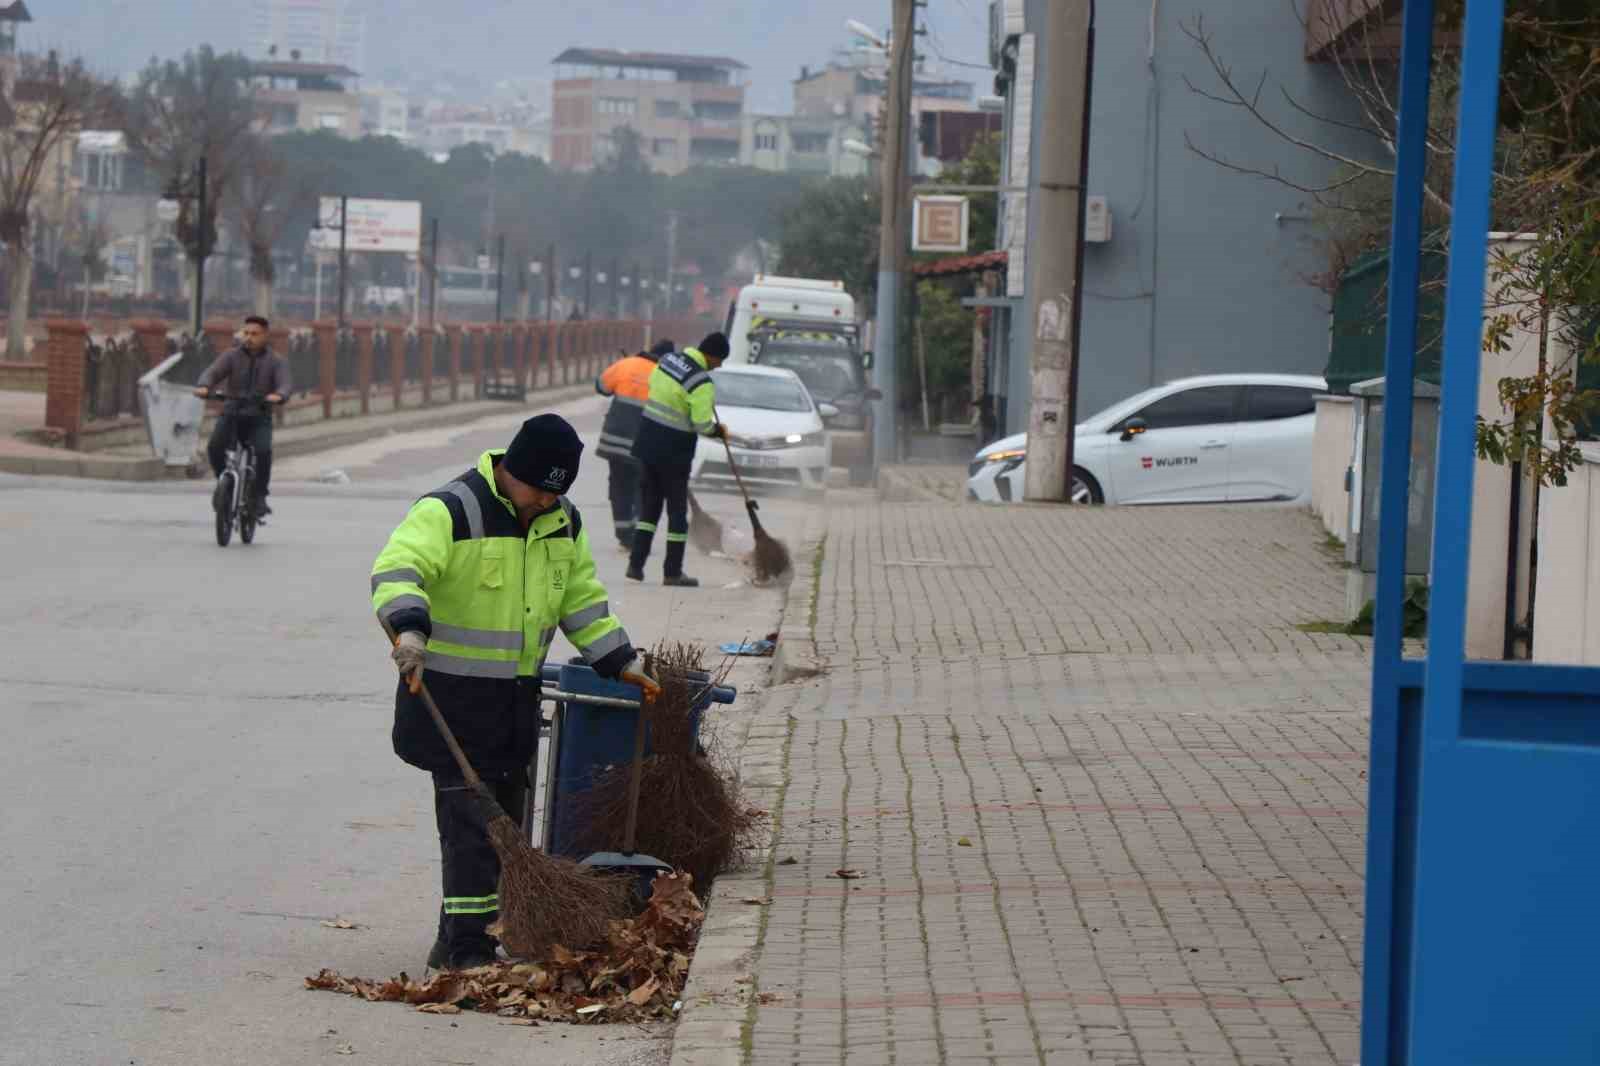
[597,97,638,116]
[654,100,681,118]
[693,100,742,122]
[653,138,678,159]
[79,152,123,192]
[754,132,779,152]
[318,111,344,131]
[791,132,831,154]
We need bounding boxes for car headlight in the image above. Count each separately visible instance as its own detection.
[785,433,803,444]
[969,448,1026,478]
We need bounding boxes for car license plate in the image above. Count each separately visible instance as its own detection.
[737,454,782,468]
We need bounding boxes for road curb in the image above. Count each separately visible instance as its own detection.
[669,518,826,1066]
[0,384,597,483]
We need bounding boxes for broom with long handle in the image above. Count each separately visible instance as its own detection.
[381,622,629,958]
[687,489,723,555]
[712,406,793,581]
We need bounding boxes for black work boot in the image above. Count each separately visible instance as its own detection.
[663,539,691,584]
[664,574,701,588]
[627,529,654,581]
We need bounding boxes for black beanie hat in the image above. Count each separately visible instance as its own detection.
[650,338,675,358]
[503,413,583,494]
[699,331,730,360]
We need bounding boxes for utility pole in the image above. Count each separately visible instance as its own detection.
[1021,0,1095,503]
[337,195,349,329]
[494,234,506,323]
[192,156,208,336]
[664,211,678,311]
[427,218,440,328]
[871,0,914,474]
[545,243,556,322]
[583,250,593,318]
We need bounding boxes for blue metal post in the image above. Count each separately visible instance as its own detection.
[1359,0,1436,1058]
[1410,0,1507,1055]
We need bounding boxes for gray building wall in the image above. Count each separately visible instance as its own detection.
[1001,0,1367,436]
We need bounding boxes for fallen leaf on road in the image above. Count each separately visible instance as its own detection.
[417,1003,461,1014]
[740,897,773,906]
[334,1043,355,1056]
[832,869,864,880]
[757,992,783,1005]
[627,978,661,1006]
[576,1004,605,1016]
[501,1017,538,1026]
[321,919,360,930]
[956,837,972,847]
[778,856,798,866]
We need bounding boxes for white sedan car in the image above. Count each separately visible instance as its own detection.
[691,364,833,493]
[968,373,1327,505]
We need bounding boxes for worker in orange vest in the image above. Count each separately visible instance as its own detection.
[594,339,672,549]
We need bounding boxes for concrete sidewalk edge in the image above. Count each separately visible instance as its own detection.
[0,384,597,482]
[669,523,826,1066]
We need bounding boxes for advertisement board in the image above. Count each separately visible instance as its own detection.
[310,198,422,254]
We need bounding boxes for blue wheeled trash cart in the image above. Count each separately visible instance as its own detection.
[530,660,737,893]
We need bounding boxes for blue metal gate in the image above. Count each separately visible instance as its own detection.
[1361,1,1600,1063]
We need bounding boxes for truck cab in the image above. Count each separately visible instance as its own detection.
[723,275,856,365]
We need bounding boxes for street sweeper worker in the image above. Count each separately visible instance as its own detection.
[627,331,730,587]
[371,413,661,971]
[594,338,671,550]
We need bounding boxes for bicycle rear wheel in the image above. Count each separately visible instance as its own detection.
[215,471,236,547]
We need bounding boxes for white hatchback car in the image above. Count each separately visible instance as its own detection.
[691,364,833,494]
[967,373,1327,505]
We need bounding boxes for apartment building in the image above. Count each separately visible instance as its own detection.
[550,48,747,175]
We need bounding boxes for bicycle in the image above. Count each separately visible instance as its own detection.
[199,392,282,548]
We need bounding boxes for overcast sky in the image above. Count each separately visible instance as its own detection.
[37,0,993,113]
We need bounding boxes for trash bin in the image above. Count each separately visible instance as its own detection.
[139,351,204,469]
[539,660,737,860]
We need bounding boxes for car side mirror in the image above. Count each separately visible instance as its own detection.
[1119,417,1148,443]
[818,402,840,419]
[865,387,884,402]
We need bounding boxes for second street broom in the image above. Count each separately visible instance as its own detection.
[714,407,792,582]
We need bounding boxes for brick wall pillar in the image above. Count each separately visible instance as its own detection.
[420,329,436,405]
[203,320,236,355]
[313,320,337,418]
[44,319,90,448]
[448,325,463,403]
[352,322,375,415]
[129,318,170,371]
[387,324,405,410]
[470,326,485,399]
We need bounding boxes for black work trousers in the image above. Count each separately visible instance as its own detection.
[629,459,691,578]
[207,415,274,497]
[606,456,642,546]
[431,767,529,966]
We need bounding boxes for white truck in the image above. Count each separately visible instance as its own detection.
[722,275,856,365]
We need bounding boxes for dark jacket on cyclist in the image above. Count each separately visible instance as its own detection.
[199,345,290,501]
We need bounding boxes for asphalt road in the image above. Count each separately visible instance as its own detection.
[0,394,801,1066]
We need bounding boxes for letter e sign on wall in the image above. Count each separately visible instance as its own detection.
[913,195,970,254]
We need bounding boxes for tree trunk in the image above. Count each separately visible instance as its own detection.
[253,276,272,317]
[6,245,33,360]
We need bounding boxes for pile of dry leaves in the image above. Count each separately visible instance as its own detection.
[305,872,704,1025]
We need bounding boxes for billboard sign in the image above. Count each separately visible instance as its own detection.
[311,197,422,254]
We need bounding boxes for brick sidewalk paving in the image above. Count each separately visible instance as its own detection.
[676,498,1371,1066]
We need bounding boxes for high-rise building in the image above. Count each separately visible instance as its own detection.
[247,0,366,75]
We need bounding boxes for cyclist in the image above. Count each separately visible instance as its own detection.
[193,315,290,516]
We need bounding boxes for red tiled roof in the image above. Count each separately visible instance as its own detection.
[913,250,1008,278]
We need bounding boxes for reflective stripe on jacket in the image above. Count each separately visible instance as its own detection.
[594,353,656,460]
[371,450,634,772]
[632,347,716,468]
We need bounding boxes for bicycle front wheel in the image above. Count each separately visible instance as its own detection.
[215,471,236,547]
